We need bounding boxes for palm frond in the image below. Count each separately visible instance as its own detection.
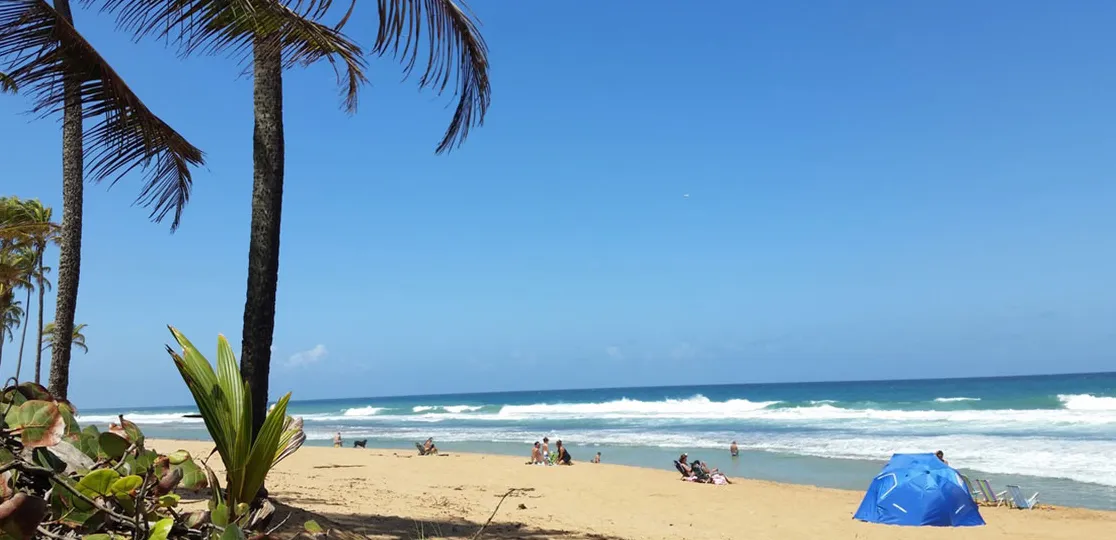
[374,0,490,153]
[0,0,205,231]
[93,0,367,112]
[0,70,14,92]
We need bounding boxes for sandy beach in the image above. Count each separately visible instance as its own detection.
[149,439,1114,540]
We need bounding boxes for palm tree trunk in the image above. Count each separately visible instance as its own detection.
[47,0,83,401]
[241,35,284,440]
[0,331,5,367]
[34,250,46,384]
[16,285,31,380]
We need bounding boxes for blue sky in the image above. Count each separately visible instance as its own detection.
[3,1,1115,408]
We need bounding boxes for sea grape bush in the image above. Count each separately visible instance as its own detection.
[0,328,306,540]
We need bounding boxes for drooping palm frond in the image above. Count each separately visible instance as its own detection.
[93,0,368,112]
[0,0,205,231]
[0,70,14,92]
[374,0,491,153]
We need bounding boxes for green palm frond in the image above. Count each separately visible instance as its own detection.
[0,70,14,92]
[40,321,87,353]
[0,0,205,231]
[373,0,491,152]
[94,0,368,112]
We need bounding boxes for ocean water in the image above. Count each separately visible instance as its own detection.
[77,373,1116,510]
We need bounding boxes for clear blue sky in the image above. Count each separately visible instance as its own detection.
[4,1,1115,408]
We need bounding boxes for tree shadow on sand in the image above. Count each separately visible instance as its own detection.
[267,500,628,540]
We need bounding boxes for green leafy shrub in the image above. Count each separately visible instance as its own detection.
[165,327,305,525]
[0,327,305,540]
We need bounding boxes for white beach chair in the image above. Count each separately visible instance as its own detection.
[1006,485,1039,509]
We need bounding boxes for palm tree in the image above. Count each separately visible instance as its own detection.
[101,0,491,437]
[0,243,34,371]
[0,298,23,366]
[8,199,57,382]
[0,0,208,399]
[41,321,87,355]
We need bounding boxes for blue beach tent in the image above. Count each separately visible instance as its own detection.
[854,453,985,527]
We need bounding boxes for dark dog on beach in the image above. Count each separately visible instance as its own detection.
[353,439,367,448]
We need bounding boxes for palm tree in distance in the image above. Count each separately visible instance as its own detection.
[100,0,491,437]
[0,0,207,399]
[11,199,57,381]
[0,299,23,366]
[41,321,88,356]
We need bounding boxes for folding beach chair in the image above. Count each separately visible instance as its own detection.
[979,479,1008,507]
[1006,485,1039,509]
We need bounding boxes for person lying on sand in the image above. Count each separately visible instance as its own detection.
[555,440,573,465]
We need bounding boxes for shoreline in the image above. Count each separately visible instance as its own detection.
[149,438,1116,540]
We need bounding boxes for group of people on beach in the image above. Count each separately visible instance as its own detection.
[526,436,602,466]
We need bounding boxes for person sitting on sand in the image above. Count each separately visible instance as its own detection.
[678,453,695,476]
[333,432,342,448]
[528,442,544,464]
[730,441,739,457]
[591,452,601,464]
[555,440,573,465]
[415,437,438,455]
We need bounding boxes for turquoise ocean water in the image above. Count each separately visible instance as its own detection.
[78,373,1116,510]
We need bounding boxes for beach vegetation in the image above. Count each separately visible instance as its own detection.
[0,0,207,402]
[165,327,305,525]
[0,380,219,539]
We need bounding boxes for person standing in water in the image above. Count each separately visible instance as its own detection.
[333,432,342,448]
[730,441,739,457]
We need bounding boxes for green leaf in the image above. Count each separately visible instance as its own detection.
[304,520,324,533]
[110,418,144,448]
[14,400,65,448]
[77,469,120,499]
[50,479,92,512]
[109,475,143,496]
[220,524,245,540]
[175,459,207,490]
[114,493,136,515]
[14,382,53,401]
[167,450,190,465]
[157,493,180,508]
[31,447,64,472]
[57,402,81,440]
[98,432,129,460]
[146,518,173,540]
[77,426,101,459]
[211,503,229,527]
[84,534,126,540]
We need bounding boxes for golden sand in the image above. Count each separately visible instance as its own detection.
[149,439,1114,540]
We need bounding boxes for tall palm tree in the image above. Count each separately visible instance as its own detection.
[101,0,491,437]
[41,321,87,355]
[0,0,208,399]
[11,199,57,381]
[0,244,34,371]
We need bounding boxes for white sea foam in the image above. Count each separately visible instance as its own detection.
[1058,394,1116,411]
[498,395,780,419]
[411,405,483,414]
[933,397,980,403]
[341,406,386,417]
[412,406,436,413]
[76,412,202,425]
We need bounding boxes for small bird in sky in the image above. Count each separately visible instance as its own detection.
[683,193,690,199]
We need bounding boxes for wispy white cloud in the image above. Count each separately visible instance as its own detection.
[605,346,625,360]
[287,344,328,367]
